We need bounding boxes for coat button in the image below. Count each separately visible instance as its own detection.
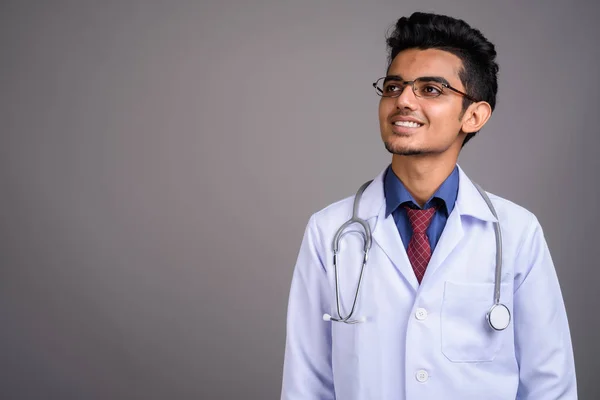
[416,369,429,382]
[415,308,428,320]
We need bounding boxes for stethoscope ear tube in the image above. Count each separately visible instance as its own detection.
[323,313,366,324]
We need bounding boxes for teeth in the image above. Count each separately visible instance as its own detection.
[394,121,422,128]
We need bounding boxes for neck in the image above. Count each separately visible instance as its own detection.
[390,154,457,208]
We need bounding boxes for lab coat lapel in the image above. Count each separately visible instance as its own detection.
[371,212,419,290]
[422,166,497,281]
[423,205,464,281]
[357,168,419,291]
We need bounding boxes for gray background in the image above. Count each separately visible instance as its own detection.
[1,0,598,398]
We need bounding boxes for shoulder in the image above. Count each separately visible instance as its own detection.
[308,194,356,232]
[485,191,547,262]
[294,194,358,269]
[486,191,539,227]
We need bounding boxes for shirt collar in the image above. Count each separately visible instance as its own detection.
[384,164,459,217]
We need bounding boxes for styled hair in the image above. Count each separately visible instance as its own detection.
[386,12,499,146]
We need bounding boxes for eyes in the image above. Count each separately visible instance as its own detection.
[373,76,477,102]
[382,80,445,98]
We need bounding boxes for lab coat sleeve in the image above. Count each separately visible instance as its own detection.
[514,214,577,399]
[281,214,334,400]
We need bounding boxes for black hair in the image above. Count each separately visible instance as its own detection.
[386,12,499,146]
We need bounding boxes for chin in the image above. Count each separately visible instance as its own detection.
[384,138,427,156]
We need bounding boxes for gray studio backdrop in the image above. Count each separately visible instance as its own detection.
[1,1,598,399]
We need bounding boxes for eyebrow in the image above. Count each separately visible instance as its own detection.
[384,75,451,86]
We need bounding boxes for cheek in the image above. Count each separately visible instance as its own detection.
[378,100,392,122]
[426,103,463,131]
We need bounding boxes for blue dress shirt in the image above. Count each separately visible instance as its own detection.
[384,165,459,252]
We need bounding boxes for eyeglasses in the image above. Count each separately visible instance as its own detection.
[372,76,479,103]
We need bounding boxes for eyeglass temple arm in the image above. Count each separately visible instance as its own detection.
[373,82,383,95]
[444,84,479,103]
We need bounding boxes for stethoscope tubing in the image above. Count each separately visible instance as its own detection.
[326,179,510,331]
[330,180,372,323]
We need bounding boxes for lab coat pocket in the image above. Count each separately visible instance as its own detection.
[441,281,509,363]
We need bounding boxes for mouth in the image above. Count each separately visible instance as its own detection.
[390,120,424,134]
[392,120,423,128]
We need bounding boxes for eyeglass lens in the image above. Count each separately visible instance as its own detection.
[376,77,445,98]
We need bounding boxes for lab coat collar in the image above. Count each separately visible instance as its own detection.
[455,165,498,223]
[358,164,498,225]
[356,163,497,290]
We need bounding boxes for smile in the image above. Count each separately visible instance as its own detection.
[393,121,423,128]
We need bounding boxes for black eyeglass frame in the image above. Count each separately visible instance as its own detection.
[372,76,479,103]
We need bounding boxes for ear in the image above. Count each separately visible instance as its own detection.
[461,101,492,133]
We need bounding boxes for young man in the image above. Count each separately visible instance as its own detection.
[281,12,577,400]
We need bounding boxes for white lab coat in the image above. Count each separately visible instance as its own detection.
[281,165,577,400]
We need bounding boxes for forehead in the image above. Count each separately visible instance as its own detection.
[387,48,463,85]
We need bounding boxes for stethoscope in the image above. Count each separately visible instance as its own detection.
[322,180,511,331]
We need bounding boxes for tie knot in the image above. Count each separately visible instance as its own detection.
[404,205,437,234]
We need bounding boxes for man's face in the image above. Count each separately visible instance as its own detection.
[379,48,469,156]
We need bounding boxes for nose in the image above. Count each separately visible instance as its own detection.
[394,83,418,110]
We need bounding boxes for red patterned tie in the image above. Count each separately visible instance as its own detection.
[404,206,437,284]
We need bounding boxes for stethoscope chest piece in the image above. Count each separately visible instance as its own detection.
[486,303,511,331]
